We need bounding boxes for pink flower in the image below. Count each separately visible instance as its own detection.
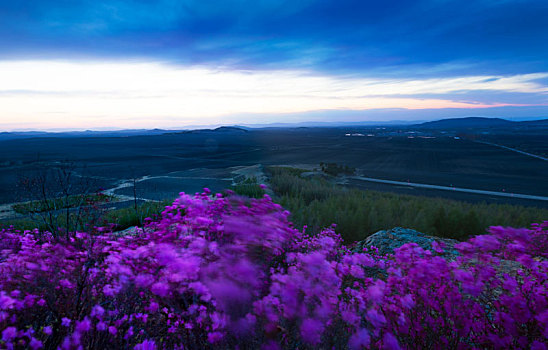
[91,305,105,318]
[366,280,385,304]
[2,327,17,342]
[262,340,282,350]
[349,328,370,350]
[59,279,74,289]
[29,337,43,349]
[124,326,134,340]
[76,318,91,333]
[145,301,159,313]
[151,282,170,297]
[431,241,445,253]
[382,332,401,350]
[531,341,547,350]
[300,318,324,345]
[207,331,224,343]
[366,308,386,329]
[0,292,15,310]
[135,340,156,350]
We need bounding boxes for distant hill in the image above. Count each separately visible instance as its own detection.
[182,126,249,134]
[213,126,249,133]
[0,129,172,141]
[415,117,513,129]
[519,119,548,127]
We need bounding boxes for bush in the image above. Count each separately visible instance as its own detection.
[268,166,548,242]
[0,190,546,349]
[320,162,355,176]
[230,177,266,198]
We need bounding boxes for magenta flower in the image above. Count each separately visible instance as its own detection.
[151,281,170,297]
[96,322,107,331]
[29,337,43,350]
[0,192,545,349]
[135,340,156,350]
[207,331,224,343]
[300,318,324,345]
[91,305,105,318]
[2,326,17,342]
[382,332,401,350]
[75,318,91,333]
[349,328,370,350]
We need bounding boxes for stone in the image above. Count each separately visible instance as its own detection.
[354,227,460,259]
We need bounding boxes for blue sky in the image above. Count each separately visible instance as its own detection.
[0,0,547,130]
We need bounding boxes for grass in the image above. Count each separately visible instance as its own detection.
[3,167,546,242]
[103,201,170,230]
[266,166,548,242]
[12,193,113,214]
[230,177,266,198]
[1,200,170,234]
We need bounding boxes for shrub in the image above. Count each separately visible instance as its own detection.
[268,166,548,241]
[230,177,266,198]
[0,190,546,349]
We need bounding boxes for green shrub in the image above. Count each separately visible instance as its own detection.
[230,177,266,198]
[267,166,548,242]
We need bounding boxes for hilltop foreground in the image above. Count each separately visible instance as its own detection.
[1,191,547,349]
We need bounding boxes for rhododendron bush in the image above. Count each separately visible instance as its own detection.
[1,190,547,349]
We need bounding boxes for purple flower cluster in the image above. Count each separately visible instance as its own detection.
[0,190,546,349]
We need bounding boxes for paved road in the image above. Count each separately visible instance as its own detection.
[477,141,548,162]
[349,176,548,202]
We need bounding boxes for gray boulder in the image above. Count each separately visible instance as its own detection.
[354,227,460,259]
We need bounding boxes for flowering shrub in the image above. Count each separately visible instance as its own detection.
[0,190,546,349]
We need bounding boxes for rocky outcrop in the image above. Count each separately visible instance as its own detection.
[354,227,460,259]
[112,226,143,237]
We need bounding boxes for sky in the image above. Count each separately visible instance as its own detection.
[0,0,547,130]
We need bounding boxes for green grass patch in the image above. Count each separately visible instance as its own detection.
[230,177,266,198]
[267,166,548,242]
[12,193,113,214]
[1,200,170,234]
[104,201,170,231]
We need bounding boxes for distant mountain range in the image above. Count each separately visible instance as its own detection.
[413,117,548,129]
[0,128,170,141]
[1,117,546,141]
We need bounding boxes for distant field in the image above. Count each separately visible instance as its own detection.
[0,128,547,208]
[114,177,233,200]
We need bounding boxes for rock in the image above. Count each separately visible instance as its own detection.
[112,226,143,237]
[354,227,460,259]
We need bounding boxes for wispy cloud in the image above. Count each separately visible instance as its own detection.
[0,60,545,130]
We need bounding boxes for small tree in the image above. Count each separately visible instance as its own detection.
[16,162,103,238]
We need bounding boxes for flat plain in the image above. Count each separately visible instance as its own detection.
[1,127,547,209]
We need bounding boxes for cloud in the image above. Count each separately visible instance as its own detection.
[0,0,546,76]
[1,1,547,129]
[0,60,545,130]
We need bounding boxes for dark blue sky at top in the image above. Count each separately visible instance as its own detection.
[1,0,547,78]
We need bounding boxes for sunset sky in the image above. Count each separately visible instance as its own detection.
[1,0,547,130]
